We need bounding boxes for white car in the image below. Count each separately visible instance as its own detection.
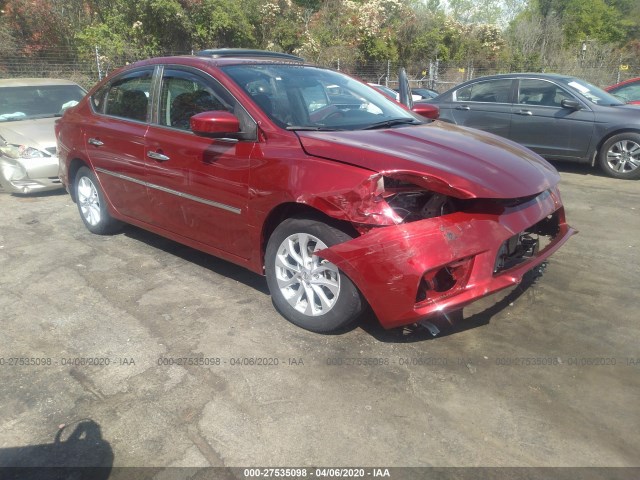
[368,83,423,102]
[0,78,86,194]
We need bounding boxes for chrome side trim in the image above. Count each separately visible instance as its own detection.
[94,167,242,214]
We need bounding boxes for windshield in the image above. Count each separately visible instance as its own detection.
[0,84,86,121]
[561,78,624,106]
[222,64,421,130]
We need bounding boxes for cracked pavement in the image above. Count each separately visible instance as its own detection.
[0,165,638,470]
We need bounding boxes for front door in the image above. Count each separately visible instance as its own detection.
[144,67,255,260]
[509,78,594,159]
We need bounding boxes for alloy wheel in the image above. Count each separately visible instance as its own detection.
[606,139,640,174]
[77,176,101,226]
[274,233,341,316]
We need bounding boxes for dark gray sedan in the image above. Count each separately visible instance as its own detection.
[423,73,640,179]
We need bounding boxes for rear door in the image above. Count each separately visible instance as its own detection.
[144,66,256,259]
[448,78,515,138]
[509,78,594,159]
[85,68,153,222]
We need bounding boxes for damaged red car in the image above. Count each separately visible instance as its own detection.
[56,50,575,333]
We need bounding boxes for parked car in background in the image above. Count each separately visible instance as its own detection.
[0,78,86,194]
[370,83,428,102]
[56,50,574,333]
[401,87,439,100]
[368,83,401,101]
[605,77,640,105]
[422,73,640,179]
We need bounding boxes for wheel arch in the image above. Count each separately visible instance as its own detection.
[67,158,91,203]
[259,202,360,271]
[593,128,640,166]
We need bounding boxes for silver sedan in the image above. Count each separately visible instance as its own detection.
[0,78,85,194]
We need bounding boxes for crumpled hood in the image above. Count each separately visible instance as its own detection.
[296,121,560,198]
[0,117,57,150]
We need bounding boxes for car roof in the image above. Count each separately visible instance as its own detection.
[125,52,307,71]
[0,78,81,87]
[463,73,576,82]
[196,49,304,62]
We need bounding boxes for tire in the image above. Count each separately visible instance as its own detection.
[265,217,363,333]
[74,166,122,235]
[598,133,640,179]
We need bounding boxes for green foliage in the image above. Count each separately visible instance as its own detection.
[360,36,398,62]
[531,0,635,45]
[560,0,626,44]
[292,0,322,10]
[136,0,191,53]
[1,0,639,78]
[3,0,73,55]
[190,0,256,50]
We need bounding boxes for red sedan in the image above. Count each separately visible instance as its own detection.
[606,77,640,105]
[55,50,574,333]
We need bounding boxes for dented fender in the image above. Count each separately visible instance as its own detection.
[295,169,474,227]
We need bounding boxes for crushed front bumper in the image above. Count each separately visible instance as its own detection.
[318,187,576,329]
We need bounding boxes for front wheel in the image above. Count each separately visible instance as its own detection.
[265,217,363,333]
[598,133,640,179]
[74,166,122,235]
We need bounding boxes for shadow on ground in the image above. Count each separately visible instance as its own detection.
[360,267,544,343]
[0,419,113,478]
[549,161,606,177]
[118,218,545,343]
[123,226,270,295]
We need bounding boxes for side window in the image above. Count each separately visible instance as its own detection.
[301,83,329,112]
[455,79,512,103]
[517,79,572,107]
[159,71,228,131]
[103,71,152,121]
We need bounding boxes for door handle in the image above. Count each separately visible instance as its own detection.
[147,151,170,162]
[517,110,532,116]
[88,138,104,147]
[455,105,470,110]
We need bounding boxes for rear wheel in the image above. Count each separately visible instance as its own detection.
[598,133,640,179]
[265,217,363,333]
[74,166,122,235]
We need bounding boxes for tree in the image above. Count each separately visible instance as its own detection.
[189,0,256,50]
[3,0,72,56]
[255,0,304,52]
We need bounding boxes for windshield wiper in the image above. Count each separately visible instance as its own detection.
[286,126,345,131]
[363,118,422,130]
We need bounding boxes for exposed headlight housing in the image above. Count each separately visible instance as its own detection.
[0,144,48,159]
[381,176,457,223]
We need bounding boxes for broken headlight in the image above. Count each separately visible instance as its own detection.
[0,144,48,159]
[383,177,457,223]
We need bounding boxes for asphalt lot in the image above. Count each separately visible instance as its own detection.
[0,163,638,474]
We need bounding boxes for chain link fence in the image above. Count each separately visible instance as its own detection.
[1,47,638,93]
[331,59,640,93]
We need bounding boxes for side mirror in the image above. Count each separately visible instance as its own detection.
[412,103,440,120]
[561,99,581,110]
[191,111,241,137]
